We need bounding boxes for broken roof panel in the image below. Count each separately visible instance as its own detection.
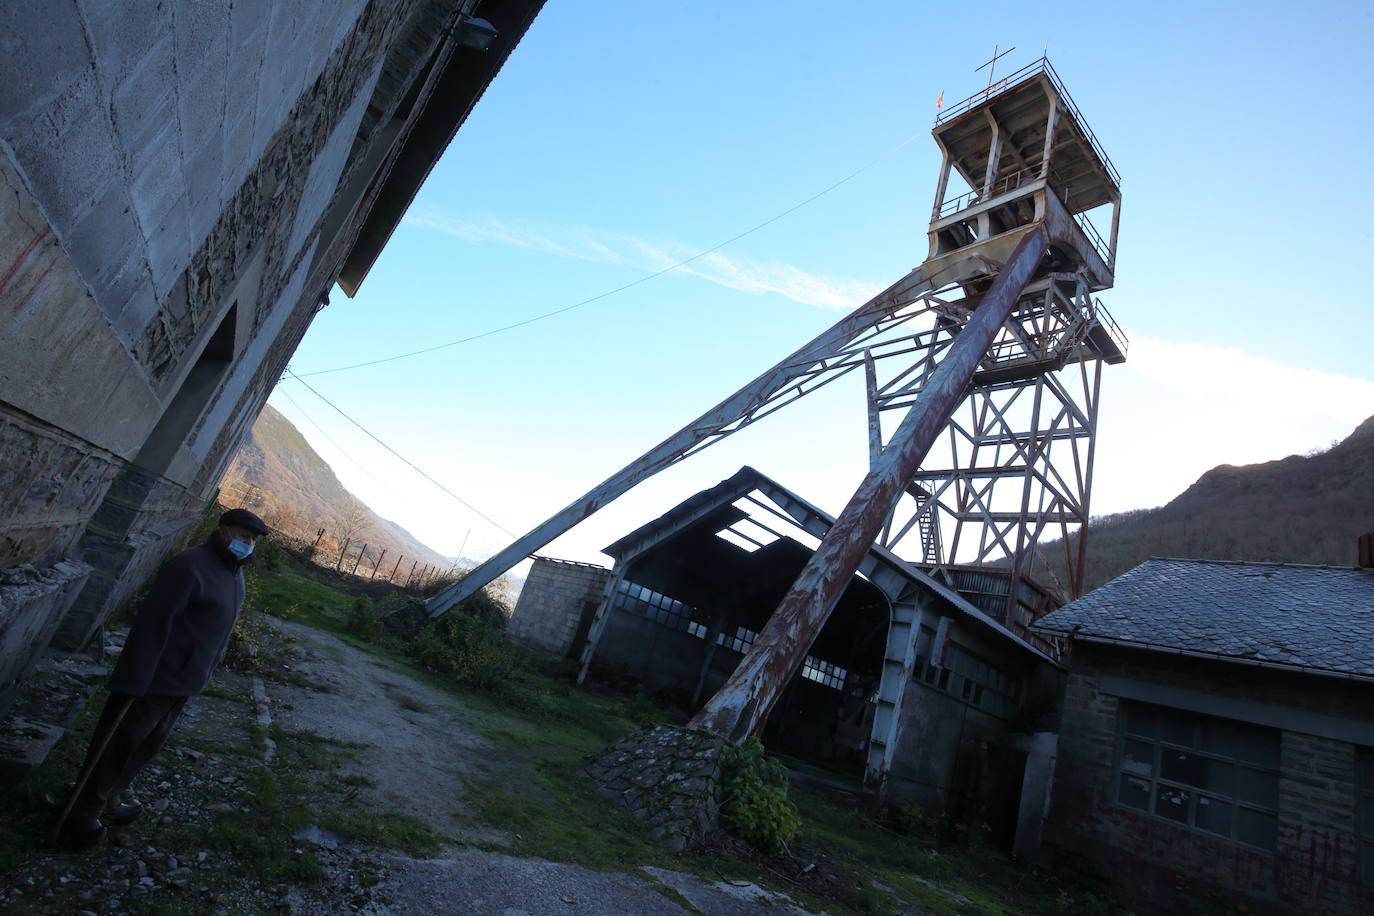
[607,466,1062,667]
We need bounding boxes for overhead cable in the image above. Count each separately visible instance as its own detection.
[295,129,925,378]
[283,370,517,539]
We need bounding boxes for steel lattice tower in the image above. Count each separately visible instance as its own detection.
[432,58,1126,752]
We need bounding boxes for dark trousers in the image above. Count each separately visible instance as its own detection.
[71,692,188,821]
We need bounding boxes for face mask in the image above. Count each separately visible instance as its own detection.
[227,538,255,560]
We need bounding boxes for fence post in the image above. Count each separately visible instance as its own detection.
[336,539,350,572]
[351,544,368,575]
[406,560,418,589]
[390,555,404,583]
[371,549,387,579]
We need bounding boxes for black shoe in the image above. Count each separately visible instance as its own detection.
[105,803,143,826]
[60,817,106,848]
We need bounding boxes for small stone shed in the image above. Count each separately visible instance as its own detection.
[510,466,1067,848]
[1032,557,1374,914]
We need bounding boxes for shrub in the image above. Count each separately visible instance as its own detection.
[720,737,799,852]
[254,536,286,571]
[404,595,511,691]
[345,596,383,642]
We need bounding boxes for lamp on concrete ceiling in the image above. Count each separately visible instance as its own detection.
[454,15,498,51]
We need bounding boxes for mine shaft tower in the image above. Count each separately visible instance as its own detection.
[435,58,1126,763]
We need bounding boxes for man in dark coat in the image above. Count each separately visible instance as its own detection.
[60,507,269,846]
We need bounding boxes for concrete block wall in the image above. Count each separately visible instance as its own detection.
[1047,644,1374,914]
[0,0,448,715]
[508,558,611,656]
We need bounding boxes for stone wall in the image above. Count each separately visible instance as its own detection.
[1047,642,1374,914]
[0,561,92,713]
[507,558,610,656]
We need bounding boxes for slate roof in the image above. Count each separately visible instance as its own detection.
[1033,558,1374,679]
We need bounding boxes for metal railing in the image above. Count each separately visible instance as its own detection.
[1072,209,1111,264]
[936,166,1044,219]
[1091,298,1129,357]
[933,57,1120,188]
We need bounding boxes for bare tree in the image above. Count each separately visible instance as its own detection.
[335,502,372,548]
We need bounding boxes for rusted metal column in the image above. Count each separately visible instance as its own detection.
[689,225,1048,742]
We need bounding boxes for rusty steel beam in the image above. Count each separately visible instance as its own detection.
[688,224,1049,742]
[425,267,937,615]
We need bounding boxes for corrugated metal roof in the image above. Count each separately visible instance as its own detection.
[1033,558,1374,677]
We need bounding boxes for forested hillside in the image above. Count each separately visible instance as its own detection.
[219,405,450,569]
[1045,413,1374,592]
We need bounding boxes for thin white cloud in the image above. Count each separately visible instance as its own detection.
[1124,335,1374,428]
[404,207,877,311]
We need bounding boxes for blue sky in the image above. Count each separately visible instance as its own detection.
[271,0,1374,566]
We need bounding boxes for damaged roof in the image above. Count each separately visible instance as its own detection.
[606,465,1061,667]
[1033,558,1374,679]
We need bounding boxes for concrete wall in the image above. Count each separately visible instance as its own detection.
[1047,643,1374,914]
[0,0,468,712]
[886,621,1044,812]
[507,558,611,656]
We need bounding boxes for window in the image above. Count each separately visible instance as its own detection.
[1116,701,1280,852]
[716,626,757,654]
[614,580,696,634]
[801,656,847,690]
[1359,748,1374,885]
[914,638,1020,719]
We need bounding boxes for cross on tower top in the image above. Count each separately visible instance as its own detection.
[974,44,1016,89]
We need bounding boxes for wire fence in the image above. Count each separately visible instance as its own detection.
[217,481,457,592]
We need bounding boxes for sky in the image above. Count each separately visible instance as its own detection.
[268,0,1374,572]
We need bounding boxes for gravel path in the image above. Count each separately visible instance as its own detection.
[266,618,495,846]
[264,619,823,915]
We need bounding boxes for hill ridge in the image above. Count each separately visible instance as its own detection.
[1039,414,1374,592]
[220,405,451,571]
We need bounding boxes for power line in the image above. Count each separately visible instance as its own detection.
[275,385,403,498]
[295,129,925,378]
[283,369,518,539]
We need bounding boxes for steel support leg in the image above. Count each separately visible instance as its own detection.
[687,226,1049,742]
[864,591,934,800]
[575,566,626,684]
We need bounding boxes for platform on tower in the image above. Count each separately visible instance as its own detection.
[933,58,1119,218]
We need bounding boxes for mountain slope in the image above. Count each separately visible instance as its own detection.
[219,405,450,570]
[1045,414,1374,592]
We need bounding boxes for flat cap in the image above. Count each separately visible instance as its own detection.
[219,507,270,536]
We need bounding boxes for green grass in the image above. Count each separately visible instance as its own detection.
[247,565,355,632]
[234,549,1125,915]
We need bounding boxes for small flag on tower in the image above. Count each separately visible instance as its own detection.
[936,90,944,110]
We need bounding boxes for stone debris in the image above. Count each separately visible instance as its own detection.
[584,724,727,851]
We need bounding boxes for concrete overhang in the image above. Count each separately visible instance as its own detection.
[337,0,546,296]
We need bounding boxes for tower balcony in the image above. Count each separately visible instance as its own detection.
[922,58,1122,293]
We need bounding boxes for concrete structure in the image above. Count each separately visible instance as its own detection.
[511,467,1067,849]
[0,0,544,716]
[506,557,610,657]
[1034,558,1374,914]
